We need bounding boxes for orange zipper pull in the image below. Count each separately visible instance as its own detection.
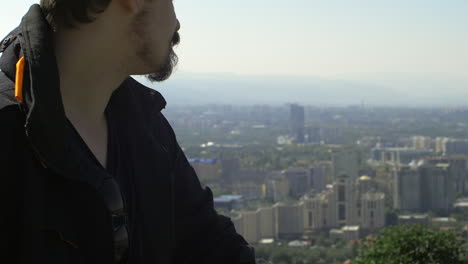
[15,56,25,103]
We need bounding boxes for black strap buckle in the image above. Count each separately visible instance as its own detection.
[112,212,128,231]
[0,27,20,53]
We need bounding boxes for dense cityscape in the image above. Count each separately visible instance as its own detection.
[164,104,468,264]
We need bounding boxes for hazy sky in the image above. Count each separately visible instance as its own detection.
[1,0,467,79]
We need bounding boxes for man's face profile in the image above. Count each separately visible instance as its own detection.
[131,0,180,82]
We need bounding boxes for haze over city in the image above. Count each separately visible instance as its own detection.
[3,2,468,263]
[2,0,467,106]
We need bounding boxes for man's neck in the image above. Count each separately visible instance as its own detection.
[53,21,130,168]
[54,29,128,124]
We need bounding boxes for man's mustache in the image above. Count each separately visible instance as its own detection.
[171,31,180,47]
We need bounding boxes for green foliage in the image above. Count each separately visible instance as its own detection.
[209,185,228,197]
[452,210,468,222]
[184,144,334,171]
[353,224,467,264]
[255,242,355,264]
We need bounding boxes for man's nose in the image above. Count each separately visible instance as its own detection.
[176,20,181,32]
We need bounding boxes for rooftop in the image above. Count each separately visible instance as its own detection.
[432,217,456,223]
[398,214,429,220]
[213,195,243,203]
[188,158,218,164]
[436,163,450,168]
[343,226,360,232]
[259,238,274,245]
[454,201,468,208]
[359,175,372,181]
[455,197,468,208]
[330,229,344,235]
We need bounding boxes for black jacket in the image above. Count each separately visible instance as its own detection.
[0,5,254,264]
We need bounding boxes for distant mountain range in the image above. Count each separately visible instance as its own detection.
[136,72,468,107]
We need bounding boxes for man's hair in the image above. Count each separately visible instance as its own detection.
[40,0,112,28]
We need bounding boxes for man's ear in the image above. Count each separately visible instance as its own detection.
[118,0,144,14]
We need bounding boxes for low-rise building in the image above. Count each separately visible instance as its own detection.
[398,214,430,225]
[213,195,244,211]
[329,226,361,242]
[454,198,468,213]
[189,158,221,182]
[342,226,360,241]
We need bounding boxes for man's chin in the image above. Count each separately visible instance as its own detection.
[146,71,172,83]
[145,50,178,83]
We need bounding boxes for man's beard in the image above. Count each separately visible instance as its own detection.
[146,32,180,82]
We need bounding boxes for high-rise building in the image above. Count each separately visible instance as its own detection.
[303,197,323,231]
[231,182,264,199]
[303,191,338,230]
[234,201,308,243]
[220,157,240,188]
[310,165,327,193]
[357,175,376,194]
[266,174,290,202]
[445,139,468,156]
[323,187,339,228]
[333,175,359,226]
[305,126,321,143]
[232,207,277,244]
[304,176,385,234]
[435,137,450,154]
[370,147,433,165]
[395,161,456,216]
[241,211,260,243]
[425,156,468,195]
[419,163,455,216]
[320,127,344,145]
[289,104,305,143]
[412,136,433,150]
[360,192,386,231]
[258,207,276,239]
[332,149,359,180]
[274,202,304,240]
[394,166,422,212]
[283,168,309,198]
[232,214,243,235]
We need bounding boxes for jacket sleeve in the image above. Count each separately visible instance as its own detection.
[0,106,25,259]
[163,117,255,264]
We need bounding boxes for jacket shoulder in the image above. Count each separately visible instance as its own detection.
[0,72,18,111]
[0,27,22,111]
[0,27,20,53]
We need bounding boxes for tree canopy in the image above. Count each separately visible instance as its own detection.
[353,224,467,264]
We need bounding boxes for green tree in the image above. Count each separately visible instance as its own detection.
[353,224,467,264]
[270,248,292,264]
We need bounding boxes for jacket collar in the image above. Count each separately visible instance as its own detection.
[1,4,167,186]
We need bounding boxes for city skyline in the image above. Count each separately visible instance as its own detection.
[177,101,468,260]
